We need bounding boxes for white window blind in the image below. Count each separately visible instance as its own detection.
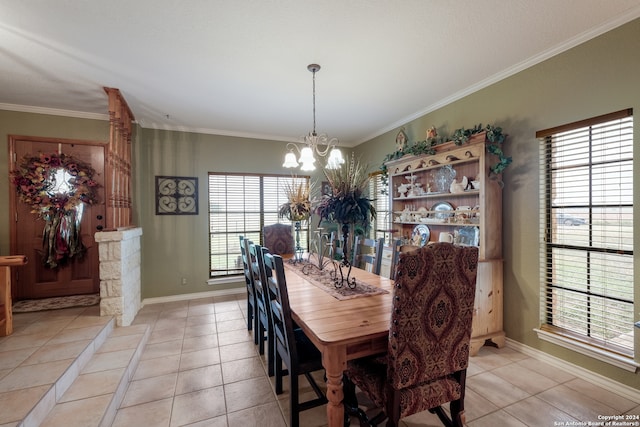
[369,171,389,242]
[208,173,309,277]
[537,109,634,356]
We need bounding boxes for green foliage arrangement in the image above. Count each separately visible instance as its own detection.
[380,123,511,193]
[314,155,376,229]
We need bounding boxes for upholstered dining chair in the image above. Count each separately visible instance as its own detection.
[239,236,258,344]
[263,223,295,255]
[248,241,276,377]
[351,236,385,275]
[388,239,419,281]
[344,242,479,427]
[262,251,328,427]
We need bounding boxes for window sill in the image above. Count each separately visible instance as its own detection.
[534,328,639,372]
[207,275,244,286]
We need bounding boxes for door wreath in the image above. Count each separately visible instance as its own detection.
[11,152,99,268]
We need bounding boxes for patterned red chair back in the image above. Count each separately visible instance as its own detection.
[263,223,294,255]
[389,242,479,389]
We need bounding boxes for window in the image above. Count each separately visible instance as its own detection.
[536,109,634,362]
[208,173,310,278]
[369,171,389,242]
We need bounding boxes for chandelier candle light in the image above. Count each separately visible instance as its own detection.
[283,64,345,171]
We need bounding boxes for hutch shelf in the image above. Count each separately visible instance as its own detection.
[384,132,505,355]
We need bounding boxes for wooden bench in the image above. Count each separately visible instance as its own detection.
[0,255,27,336]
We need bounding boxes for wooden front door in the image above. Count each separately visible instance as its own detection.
[9,136,106,300]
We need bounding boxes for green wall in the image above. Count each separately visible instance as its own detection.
[135,128,328,298]
[2,18,639,390]
[354,18,640,389]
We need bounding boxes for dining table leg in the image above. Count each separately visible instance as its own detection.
[322,344,347,427]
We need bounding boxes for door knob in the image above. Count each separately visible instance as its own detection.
[96,215,103,220]
[96,225,104,231]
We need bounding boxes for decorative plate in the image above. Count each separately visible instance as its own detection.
[411,224,430,247]
[455,226,479,246]
[431,165,456,193]
[431,201,454,220]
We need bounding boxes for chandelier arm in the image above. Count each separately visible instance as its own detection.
[286,142,302,155]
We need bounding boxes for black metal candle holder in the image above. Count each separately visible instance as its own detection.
[331,223,356,289]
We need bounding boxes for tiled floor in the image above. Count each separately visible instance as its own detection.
[1,294,639,426]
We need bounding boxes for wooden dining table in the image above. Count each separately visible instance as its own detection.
[283,261,394,427]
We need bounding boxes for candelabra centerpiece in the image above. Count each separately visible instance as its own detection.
[314,155,376,288]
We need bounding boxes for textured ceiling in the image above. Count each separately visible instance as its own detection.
[1,1,639,146]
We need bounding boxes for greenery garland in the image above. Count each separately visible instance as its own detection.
[11,152,99,268]
[380,123,511,193]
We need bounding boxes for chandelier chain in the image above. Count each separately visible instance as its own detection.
[312,67,317,136]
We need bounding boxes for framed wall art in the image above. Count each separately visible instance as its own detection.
[155,176,198,215]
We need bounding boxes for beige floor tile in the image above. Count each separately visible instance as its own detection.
[213,300,242,312]
[189,297,215,315]
[227,401,285,427]
[0,332,52,352]
[224,376,277,413]
[0,359,71,392]
[538,384,622,422]
[216,310,244,323]
[399,409,445,427]
[462,387,501,422]
[109,324,149,337]
[187,303,216,317]
[111,397,173,427]
[59,367,125,402]
[12,318,73,337]
[121,373,178,408]
[186,313,218,326]
[46,325,104,345]
[470,347,517,371]
[218,329,253,347]
[133,354,181,380]
[175,364,223,395]
[21,340,91,365]
[154,317,187,332]
[628,405,640,415]
[131,312,159,325]
[216,318,247,333]
[147,325,185,345]
[82,348,135,373]
[504,395,578,425]
[40,394,112,427]
[179,415,228,427]
[158,301,190,312]
[0,385,50,425]
[65,312,111,329]
[467,409,529,427]
[564,378,639,413]
[179,347,221,371]
[0,347,38,370]
[491,363,559,394]
[182,334,219,352]
[184,322,217,338]
[466,371,530,408]
[170,386,226,427]
[159,308,189,319]
[140,339,183,360]
[515,358,576,384]
[98,333,144,353]
[219,341,259,363]
[222,356,267,384]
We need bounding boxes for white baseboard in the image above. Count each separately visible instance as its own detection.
[506,338,640,403]
[141,287,245,307]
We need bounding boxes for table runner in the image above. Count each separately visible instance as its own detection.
[285,258,389,301]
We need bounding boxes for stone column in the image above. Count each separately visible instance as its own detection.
[95,227,143,326]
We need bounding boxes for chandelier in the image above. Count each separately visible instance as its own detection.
[283,64,345,171]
